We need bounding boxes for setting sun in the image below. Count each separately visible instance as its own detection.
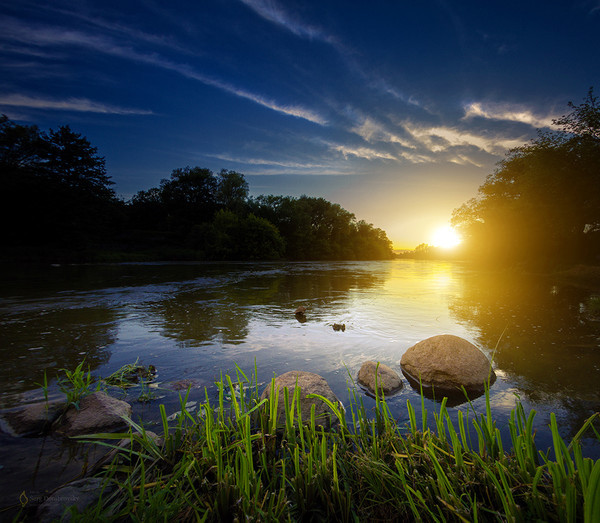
[431,225,462,249]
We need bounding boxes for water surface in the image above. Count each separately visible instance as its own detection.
[1,260,599,507]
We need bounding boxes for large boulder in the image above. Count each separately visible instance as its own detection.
[357,361,402,395]
[52,392,131,437]
[261,371,341,427]
[400,335,495,393]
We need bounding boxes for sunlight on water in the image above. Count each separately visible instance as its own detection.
[0,260,599,457]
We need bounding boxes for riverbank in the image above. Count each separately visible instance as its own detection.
[10,370,600,522]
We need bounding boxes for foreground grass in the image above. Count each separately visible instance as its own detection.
[62,368,600,522]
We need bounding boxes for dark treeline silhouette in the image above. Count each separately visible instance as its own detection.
[450,89,600,268]
[0,116,393,262]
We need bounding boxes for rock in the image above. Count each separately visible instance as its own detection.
[261,371,341,427]
[332,323,346,332]
[400,334,496,393]
[1,399,66,437]
[89,430,163,475]
[357,361,402,395]
[166,379,201,391]
[52,392,131,437]
[294,305,306,316]
[36,477,108,522]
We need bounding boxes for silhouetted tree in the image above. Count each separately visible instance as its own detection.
[0,116,118,254]
[452,89,600,266]
[216,169,249,213]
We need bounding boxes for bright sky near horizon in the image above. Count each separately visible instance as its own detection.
[1,1,599,249]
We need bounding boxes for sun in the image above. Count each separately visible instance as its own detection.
[431,225,462,249]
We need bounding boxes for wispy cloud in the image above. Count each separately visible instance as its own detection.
[351,116,415,148]
[239,0,334,43]
[329,143,397,161]
[404,122,524,155]
[463,101,556,128]
[239,0,418,107]
[0,17,327,125]
[205,153,326,169]
[0,94,153,114]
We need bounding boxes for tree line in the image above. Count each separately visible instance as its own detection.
[0,116,393,262]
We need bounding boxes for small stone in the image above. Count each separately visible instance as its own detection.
[294,305,306,315]
[357,361,402,394]
[332,323,346,332]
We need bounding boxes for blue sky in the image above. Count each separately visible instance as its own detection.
[1,0,599,248]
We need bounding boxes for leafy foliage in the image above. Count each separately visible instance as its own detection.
[451,89,600,266]
[0,115,118,254]
[1,115,393,262]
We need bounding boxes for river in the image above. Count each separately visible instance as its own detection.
[1,260,599,509]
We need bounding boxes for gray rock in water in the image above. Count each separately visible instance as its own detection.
[1,399,65,437]
[36,477,107,522]
[400,334,495,393]
[89,430,163,475]
[52,392,131,437]
[261,371,341,427]
[357,361,402,395]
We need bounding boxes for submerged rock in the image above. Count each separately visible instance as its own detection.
[52,392,131,437]
[400,334,495,393]
[357,361,402,395]
[332,323,346,332]
[36,477,107,522]
[1,399,65,437]
[261,371,341,427]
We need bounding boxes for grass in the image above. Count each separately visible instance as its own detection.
[53,365,600,523]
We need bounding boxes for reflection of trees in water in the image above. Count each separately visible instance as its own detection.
[147,264,389,347]
[448,270,600,437]
[0,307,114,401]
[152,293,251,347]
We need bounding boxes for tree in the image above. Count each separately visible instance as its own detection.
[44,125,114,199]
[159,167,218,232]
[0,116,118,252]
[0,115,44,173]
[216,169,249,213]
[451,89,600,265]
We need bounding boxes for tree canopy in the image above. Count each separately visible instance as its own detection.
[1,116,117,252]
[451,89,600,266]
[1,115,393,262]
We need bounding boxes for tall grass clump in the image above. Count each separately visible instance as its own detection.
[72,366,600,522]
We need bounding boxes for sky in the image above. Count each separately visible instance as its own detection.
[1,1,599,249]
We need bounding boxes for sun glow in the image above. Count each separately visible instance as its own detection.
[431,225,462,249]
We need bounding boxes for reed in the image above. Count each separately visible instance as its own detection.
[68,367,599,522]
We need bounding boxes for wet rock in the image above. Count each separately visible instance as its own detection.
[294,306,307,323]
[1,399,65,437]
[400,334,496,393]
[90,430,163,475]
[261,371,341,427]
[52,392,131,437]
[36,477,108,522]
[332,323,346,332]
[166,379,201,391]
[294,305,307,316]
[357,361,402,395]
